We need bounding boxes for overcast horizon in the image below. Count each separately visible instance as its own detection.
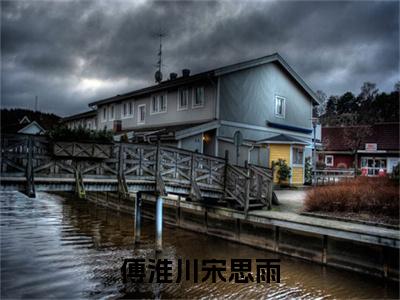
[1,0,399,117]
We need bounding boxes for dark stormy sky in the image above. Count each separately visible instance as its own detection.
[1,0,399,117]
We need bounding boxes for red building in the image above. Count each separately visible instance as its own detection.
[319,122,399,175]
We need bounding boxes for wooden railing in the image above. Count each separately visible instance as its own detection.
[1,134,273,212]
[313,168,355,185]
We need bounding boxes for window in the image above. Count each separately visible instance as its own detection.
[275,95,286,118]
[178,88,189,110]
[159,95,166,112]
[109,104,115,120]
[292,147,304,165]
[102,107,107,122]
[325,155,334,167]
[151,96,158,113]
[138,104,146,124]
[151,94,167,114]
[122,101,133,118]
[193,86,204,108]
[129,102,133,115]
[123,103,127,117]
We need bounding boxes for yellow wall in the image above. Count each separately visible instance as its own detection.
[292,166,304,185]
[269,144,304,185]
[269,144,291,184]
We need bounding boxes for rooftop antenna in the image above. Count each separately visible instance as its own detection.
[154,30,166,84]
[34,95,38,111]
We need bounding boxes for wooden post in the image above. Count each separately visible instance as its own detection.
[189,152,202,201]
[244,160,250,217]
[118,143,124,178]
[156,140,161,175]
[25,136,35,198]
[267,179,273,210]
[117,143,129,199]
[223,150,229,200]
[134,191,142,244]
[190,152,195,186]
[74,165,86,199]
[155,195,163,252]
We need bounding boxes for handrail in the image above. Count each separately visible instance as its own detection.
[248,164,273,179]
[227,164,249,178]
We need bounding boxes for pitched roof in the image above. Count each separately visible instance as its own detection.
[61,110,97,122]
[88,53,319,107]
[257,133,308,145]
[322,123,399,151]
[17,121,46,134]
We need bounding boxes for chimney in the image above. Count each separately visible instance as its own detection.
[169,72,178,80]
[182,69,190,77]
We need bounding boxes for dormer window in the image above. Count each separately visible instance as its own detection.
[275,95,286,118]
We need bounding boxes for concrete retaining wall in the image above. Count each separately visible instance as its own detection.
[85,191,399,281]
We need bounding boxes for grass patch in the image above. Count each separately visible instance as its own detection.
[304,177,399,219]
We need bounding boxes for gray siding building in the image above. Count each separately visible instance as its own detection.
[64,53,320,183]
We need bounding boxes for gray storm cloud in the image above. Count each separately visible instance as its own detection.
[1,0,399,116]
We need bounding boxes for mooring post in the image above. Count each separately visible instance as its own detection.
[134,191,142,244]
[155,194,163,252]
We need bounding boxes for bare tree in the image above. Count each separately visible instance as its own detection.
[314,90,327,117]
[359,82,379,104]
[343,124,372,174]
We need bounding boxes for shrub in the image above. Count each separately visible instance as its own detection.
[304,157,312,185]
[304,177,399,218]
[47,125,113,143]
[273,159,291,185]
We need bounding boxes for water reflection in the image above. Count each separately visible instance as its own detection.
[1,191,398,299]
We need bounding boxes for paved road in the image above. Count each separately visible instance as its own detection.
[273,189,307,213]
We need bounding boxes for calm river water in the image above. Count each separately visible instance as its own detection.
[1,191,398,299]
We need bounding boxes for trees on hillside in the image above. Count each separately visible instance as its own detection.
[317,82,399,126]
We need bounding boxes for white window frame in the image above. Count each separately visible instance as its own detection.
[192,86,205,109]
[178,88,189,111]
[325,155,334,167]
[121,101,134,119]
[129,101,133,116]
[151,95,158,114]
[138,104,146,124]
[275,95,286,119]
[292,146,304,166]
[150,94,168,115]
[102,107,107,122]
[109,104,115,121]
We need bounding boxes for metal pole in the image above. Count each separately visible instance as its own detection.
[155,195,163,252]
[313,123,317,187]
[134,192,142,244]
